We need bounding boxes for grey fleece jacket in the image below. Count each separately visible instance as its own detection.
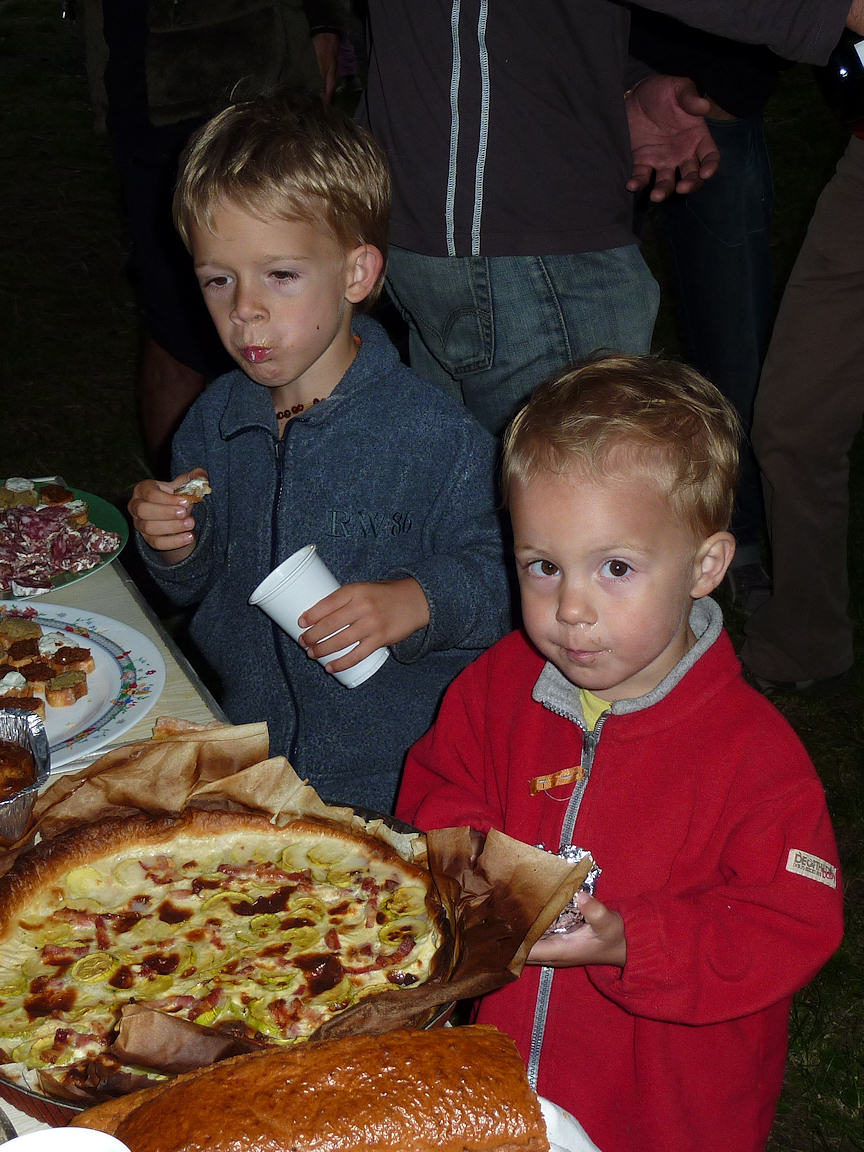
[138,315,511,814]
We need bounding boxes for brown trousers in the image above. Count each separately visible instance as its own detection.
[742,133,864,682]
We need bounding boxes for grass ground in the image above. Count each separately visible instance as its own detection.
[1,2,862,1147]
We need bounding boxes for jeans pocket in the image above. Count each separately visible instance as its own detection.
[386,249,494,375]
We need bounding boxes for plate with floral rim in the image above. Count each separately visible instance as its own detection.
[0,603,165,768]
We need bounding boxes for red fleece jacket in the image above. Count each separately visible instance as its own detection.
[397,626,843,1152]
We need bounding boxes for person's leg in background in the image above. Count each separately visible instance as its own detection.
[650,112,775,610]
[102,0,230,476]
[118,120,232,475]
[385,245,659,437]
[741,134,864,688]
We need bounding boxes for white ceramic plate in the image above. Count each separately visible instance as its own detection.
[0,603,166,768]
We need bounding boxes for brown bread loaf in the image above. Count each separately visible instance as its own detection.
[73,1025,549,1152]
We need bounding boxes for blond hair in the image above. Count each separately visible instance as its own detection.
[173,89,390,303]
[502,354,740,537]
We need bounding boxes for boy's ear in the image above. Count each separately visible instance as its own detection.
[344,245,385,305]
[691,531,736,599]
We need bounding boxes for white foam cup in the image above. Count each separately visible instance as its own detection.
[248,545,388,688]
[0,1131,132,1152]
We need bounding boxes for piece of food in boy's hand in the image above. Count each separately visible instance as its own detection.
[174,478,212,503]
[540,845,601,936]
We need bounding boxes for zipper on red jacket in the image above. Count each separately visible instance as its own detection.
[527,715,607,1089]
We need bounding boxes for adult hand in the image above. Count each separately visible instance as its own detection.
[127,469,208,564]
[298,576,430,672]
[527,893,627,969]
[312,31,340,103]
[626,74,720,202]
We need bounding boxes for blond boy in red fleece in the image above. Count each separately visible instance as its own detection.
[397,355,843,1152]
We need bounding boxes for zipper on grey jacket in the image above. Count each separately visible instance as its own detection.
[526,716,606,1089]
[270,434,302,764]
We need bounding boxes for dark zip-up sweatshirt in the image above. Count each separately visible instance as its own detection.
[138,315,511,814]
[360,0,850,258]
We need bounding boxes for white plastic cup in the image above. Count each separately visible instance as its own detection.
[0,1132,131,1152]
[248,545,388,688]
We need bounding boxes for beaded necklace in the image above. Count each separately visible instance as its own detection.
[275,397,324,421]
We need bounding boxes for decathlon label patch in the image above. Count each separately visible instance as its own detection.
[786,849,838,888]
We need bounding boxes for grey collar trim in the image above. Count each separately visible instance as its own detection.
[531,596,723,724]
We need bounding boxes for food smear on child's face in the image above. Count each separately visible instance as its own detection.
[510,468,705,702]
[191,201,360,402]
[244,345,273,364]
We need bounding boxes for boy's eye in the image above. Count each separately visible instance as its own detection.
[203,274,230,289]
[528,559,559,577]
[271,269,300,282]
[601,559,632,579]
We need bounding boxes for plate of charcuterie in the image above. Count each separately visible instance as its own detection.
[0,478,128,599]
[0,604,165,768]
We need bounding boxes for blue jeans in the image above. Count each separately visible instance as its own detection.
[648,114,774,556]
[385,246,659,435]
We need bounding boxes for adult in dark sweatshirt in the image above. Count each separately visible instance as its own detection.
[360,0,859,435]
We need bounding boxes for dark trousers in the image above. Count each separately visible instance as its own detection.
[742,134,864,682]
[648,113,774,559]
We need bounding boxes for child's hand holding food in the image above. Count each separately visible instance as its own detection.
[128,469,211,564]
[527,893,627,970]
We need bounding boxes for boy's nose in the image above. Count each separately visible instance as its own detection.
[556,581,596,628]
[231,289,268,325]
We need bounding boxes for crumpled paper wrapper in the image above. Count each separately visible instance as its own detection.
[0,718,593,1101]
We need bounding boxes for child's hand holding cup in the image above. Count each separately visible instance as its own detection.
[249,545,389,688]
